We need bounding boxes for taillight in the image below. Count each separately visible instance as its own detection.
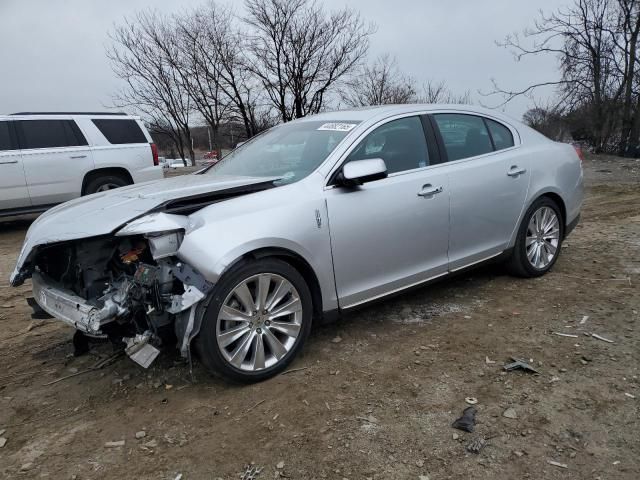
[573,144,585,162]
[150,143,159,166]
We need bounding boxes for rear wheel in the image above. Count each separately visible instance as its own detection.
[506,197,564,277]
[84,174,130,195]
[195,258,312,383]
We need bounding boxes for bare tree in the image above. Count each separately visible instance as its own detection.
[342,54,416,106]
[485,0,640,154]
[108,10,195,164]
[244,0,374,121]
[417,80,472,104]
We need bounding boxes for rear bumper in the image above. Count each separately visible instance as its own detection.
[32,273,117,334]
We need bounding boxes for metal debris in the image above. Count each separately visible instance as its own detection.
[465,397,478,405]
[240,464,263,480]
[452,406,477,433]
[552,332,579,338]
[591,333,614,343]
[547,460,568,469]
[466,437,487,454]
[503,357,540,374]
[579,315,589,325]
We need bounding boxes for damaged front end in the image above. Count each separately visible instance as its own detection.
[26,218,211,368]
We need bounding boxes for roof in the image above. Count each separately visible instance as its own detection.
[10,111,128,116]
[296,104,520,126]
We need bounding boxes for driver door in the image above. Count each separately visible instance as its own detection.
[324,116,450,308]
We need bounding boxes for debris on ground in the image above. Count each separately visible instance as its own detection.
[591,333,615,343]
[464,397,478,405]
[0,437,6,448]
[276,461,285,469]
[240,464,263,480]
[580,315,589,325]
[552,332,579,338]
[452,406,477,432]
[624,392,636,399]
[502,407,517,419]
[105,440,125,447]
[135,431,146,439]
[485,356,496,364]
[547,460,568,469]
[503,357,540,374]
[331,336,343,343]
[466,436,487,454]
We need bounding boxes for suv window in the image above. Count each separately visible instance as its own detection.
[18,120,88,149]
[486,118,514,150]
[0,121,18,151]
[433,114,493,161]
[346,116,429,174]
[92,119,147,144]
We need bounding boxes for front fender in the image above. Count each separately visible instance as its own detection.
[175,193,337,311]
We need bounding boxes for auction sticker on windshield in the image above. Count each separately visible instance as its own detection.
[317,123,357,132]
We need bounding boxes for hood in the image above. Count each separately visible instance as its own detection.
[10,174,278,285]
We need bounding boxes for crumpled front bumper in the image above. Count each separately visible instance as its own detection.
[31,273,118,334]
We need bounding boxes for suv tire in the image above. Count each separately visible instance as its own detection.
[84,174,130,195]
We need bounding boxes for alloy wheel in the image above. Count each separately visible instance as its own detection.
[525,206,560,269]
[216,273,303,371]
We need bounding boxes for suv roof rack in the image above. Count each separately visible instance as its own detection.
[10,111,128,116]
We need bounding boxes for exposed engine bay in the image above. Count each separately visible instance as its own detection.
[30,233,211,367]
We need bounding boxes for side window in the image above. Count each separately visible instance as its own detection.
[0,121,18,151]
[486,118,514,150]
[18,120,87,149]
[346,116,429,174]
[433,114,493,161]
[92,119,147,144]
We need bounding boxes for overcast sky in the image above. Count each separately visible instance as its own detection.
[0,0,572,121]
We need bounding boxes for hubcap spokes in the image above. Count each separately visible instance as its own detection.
[216,273,302,371]
[525,206,560,269]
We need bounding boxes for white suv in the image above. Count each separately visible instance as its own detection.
[0,112,163,217]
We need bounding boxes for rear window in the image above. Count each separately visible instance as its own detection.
[0,121,18,151]
[486,118,515,150]
[18,120,88,149]
[92,119,147,144]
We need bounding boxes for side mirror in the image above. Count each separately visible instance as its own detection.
[338,158,388,186]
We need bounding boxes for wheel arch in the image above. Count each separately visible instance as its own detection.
[510,188,568,246]
[81,167,133,195]
[227,247,325,322]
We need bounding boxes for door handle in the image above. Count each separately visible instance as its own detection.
[417,185,443,197]
[70,155,87,159]
[507,166,527,177]
[0,160,19,164]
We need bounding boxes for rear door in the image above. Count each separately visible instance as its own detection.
[430,113,530,269]
[0,120,31,211]
[16,119,94,206]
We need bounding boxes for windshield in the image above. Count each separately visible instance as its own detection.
[206,120,360,184]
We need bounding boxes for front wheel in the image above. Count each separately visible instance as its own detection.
[195,258,313,383]
[506,197,564,277]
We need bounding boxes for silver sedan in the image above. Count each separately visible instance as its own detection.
[11,105,583,382]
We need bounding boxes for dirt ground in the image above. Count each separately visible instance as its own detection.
[0,156,638,480]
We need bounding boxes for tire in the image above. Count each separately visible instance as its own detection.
[195,258,313,383]
[83,174,130,195]
[506,197,565,278]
